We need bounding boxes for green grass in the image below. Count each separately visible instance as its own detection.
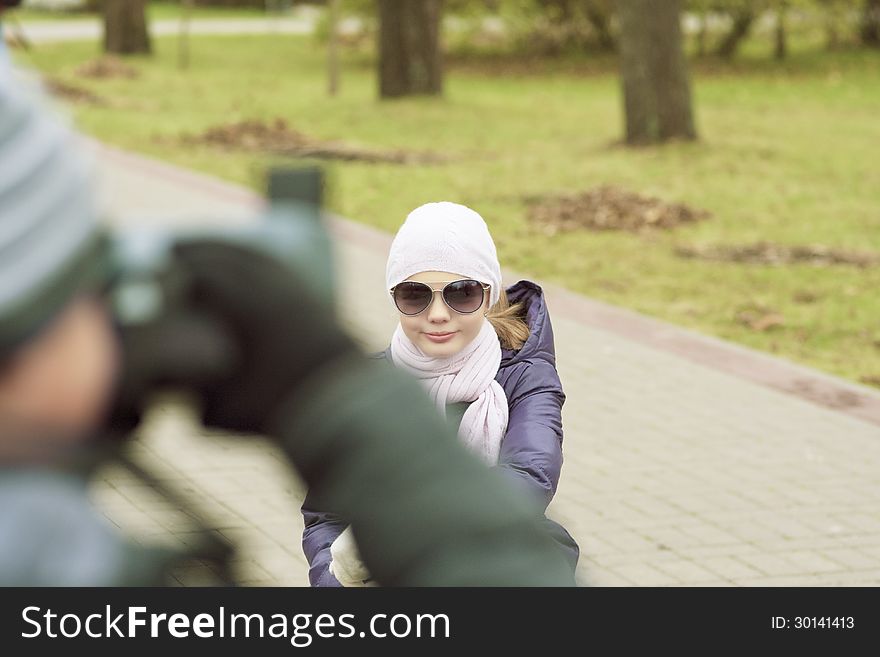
[14,34,880,387]
[12,1,268,23]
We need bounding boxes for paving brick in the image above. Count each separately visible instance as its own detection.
[715,521,784,547]
[734,575,827,586]
[237,579,280,587]
[837,513,880,533]
[734,553,805,577]
[701,556,764,581]
[818,548,880,571]
[622,494,686,519]
[591,549,681,570]
[676,523,742,547]
[230,559,274,583]
[784,550,846,574]
[667,580,737,587]
[651,559,720,584]
[832,533,880,551]
[220,527,284,550]
[580,568,635,587]
[576,534,621,558]
[607,562,680,587]
[850,543,880,560]
[659,493,726,515]
[786,570,880,586]
[754,516,822,541]
[169,563,225,586]
[599,529,661,554]
[638,527,702,551]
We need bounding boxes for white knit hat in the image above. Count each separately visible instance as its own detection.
[386,202,502,308]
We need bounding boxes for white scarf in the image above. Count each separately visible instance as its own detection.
[390,319,509,465]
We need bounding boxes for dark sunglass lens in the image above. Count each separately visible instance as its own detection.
[394,282,432,314]
[444,280,484,313]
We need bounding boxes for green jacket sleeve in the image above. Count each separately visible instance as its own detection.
[269,355,576,587]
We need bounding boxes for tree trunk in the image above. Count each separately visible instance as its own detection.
[327,0,340,96]
[862,0,880,47]
[715,9,754,59]
[377,0,444,98]
[774,2,788,60]
[104,0,152,55]
[617,0,697,145]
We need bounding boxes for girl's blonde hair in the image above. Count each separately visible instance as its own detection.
[487,288,530,351]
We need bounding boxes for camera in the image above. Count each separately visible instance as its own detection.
[103,167,335,430]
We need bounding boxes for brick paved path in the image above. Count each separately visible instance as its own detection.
[91,142,880,586]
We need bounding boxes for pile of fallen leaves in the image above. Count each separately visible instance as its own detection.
[184,118,311,151]
[676,242,880,268]
[43,78,105,106]
[179,118,445,164]
[527,185,711,235]
[75,56,139,80]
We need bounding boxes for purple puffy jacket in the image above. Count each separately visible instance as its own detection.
[301,280,578,586]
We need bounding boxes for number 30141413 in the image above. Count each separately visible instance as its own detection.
[794,617,854,629]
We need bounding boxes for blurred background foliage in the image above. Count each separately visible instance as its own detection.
[8,0,880,388]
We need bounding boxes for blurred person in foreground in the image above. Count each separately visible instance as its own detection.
[0,73,576,586]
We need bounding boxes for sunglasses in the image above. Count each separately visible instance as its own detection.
[390,279,490,316]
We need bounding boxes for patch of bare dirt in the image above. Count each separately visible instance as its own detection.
[526,185,711,235]
[676,242,880,268]
[860,376,880,389]
[179,118,446,165]
[43,78,106,106]
[75,56,140,80]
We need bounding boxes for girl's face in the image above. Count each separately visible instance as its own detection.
[397,271,489,358]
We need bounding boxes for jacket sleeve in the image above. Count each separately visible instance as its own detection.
[496,360,565,512]
[301,492,346,587]
[278,356,576,586]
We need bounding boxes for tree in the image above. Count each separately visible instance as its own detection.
[617,0,697,145]
[715,2,755,58]
[377,0,444,98]
[862,0,880,46]
[774,0,788,59]
[104,0,152,55]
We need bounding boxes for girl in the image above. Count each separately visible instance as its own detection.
[301,201,578,586]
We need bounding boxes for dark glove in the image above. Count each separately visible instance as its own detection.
[107,307,241,434]
[167,239,358,434]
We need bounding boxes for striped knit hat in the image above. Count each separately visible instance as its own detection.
[0,75,108,357]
